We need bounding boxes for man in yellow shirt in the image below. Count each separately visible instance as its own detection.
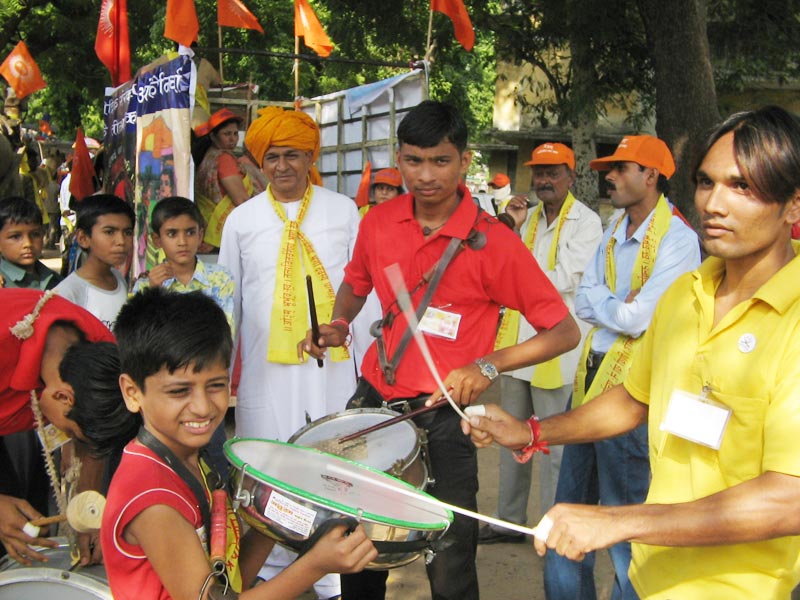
[463,105,800,599]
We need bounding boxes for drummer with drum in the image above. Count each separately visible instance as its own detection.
[303,100,580,600]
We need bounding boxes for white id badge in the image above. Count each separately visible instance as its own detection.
[36,423,71,451]
[417,307,461,340]
[659,389,731,450]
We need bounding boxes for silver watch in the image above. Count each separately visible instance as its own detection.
[475,357,499,381]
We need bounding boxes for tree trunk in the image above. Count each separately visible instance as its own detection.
[637,0,719,226]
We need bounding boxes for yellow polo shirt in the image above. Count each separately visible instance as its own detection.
[624,242,800,599]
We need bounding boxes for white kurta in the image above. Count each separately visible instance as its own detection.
[219,185,361,442]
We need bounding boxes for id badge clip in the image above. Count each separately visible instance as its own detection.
[659,386,731,450]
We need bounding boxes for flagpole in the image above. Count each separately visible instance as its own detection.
[294,35,300,101]
[218,25,225,82]
[425,6,434,61]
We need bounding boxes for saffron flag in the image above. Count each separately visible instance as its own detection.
[219,0,264,33]
[0,41,47,100]
[70,128,96,201]
[431,0,474,51]
[295,0,333,57]
[95,0,132,87]
[354,161,372,208]
[165,0,199,48]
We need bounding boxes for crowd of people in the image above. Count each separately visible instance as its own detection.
[1,99,800,600]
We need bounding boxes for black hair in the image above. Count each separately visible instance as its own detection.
[693,105,800,205]
[0,195,43,230]
[397,100,468,153]
[60,341,140,457]
[150,196,205,234]
[114,288,233,390]
[75,194,135,234]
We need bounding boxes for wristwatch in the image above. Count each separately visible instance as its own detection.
[475,357,499,381]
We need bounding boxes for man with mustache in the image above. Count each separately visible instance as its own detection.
[544,135,701,599]
[464,106,800,600]
[479,143,603,546]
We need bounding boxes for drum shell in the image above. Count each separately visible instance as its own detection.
[226,439,451,570]
[288,408,429,490]
[0,540,110,599]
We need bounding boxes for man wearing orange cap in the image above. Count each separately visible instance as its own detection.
[218,107,361,599]
[534,135,700,599]
[479,143,603,545]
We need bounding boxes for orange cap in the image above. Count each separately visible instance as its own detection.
[524,142,575,170]
[488,173,510,188]
[372,168,403,188]
[589,135,675,179]
[195,108,243,137]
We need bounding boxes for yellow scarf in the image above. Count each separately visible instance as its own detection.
[494,192,576,389]
[572,195,672,407]
[267,184,349,364]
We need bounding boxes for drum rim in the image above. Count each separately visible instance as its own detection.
[288,407,407,443]
[225,438,452,530]
[0,568,111,596]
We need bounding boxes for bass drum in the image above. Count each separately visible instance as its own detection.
[0,539,110,599]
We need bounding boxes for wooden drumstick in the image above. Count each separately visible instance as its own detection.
[325,462,552,541]
[306,275,324,368]
[29,514,67,527]
[337,399,449,444]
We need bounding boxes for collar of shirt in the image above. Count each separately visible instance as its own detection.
[0,257,52,287]
[163,259,207,289]
[393,183,478,241]
[694,239,800,315]
[613,205,658,245]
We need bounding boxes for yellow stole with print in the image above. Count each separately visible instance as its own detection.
[572,194,672,407]
[267,184,349,364]
[494,192,576,389]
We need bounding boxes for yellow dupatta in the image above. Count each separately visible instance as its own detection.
[494,192,576,389]
[267,184,349,364]
[572,195,672,407]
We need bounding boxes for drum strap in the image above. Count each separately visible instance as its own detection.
[136,427,212,539]
[374,209,489,385]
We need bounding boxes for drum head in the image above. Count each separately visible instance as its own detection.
[288,409,420,471]
[225,438,451,530]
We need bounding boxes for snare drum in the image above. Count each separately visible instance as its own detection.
[0,539,110,599]
[288,408,430,489]
[225,438,452,569]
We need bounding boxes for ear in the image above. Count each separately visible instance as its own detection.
[460,150,473,175]
[76,228,91,250]
[53,384,76,409]
[784,191,800,226]
[150,232,162,250]
[119,373,143,414]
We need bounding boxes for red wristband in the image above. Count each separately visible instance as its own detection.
[512,416,550,464]
[329,318,350,329]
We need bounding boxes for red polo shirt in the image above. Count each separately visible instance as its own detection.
[1,289,116,436]
[344,186,568,401]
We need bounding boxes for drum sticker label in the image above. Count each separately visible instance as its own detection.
[264,491,317,537]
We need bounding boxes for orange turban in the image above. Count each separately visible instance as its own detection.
[245,107,322,185]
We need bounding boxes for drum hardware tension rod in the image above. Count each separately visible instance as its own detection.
[337,399,449,444]
[232,464,252,510]
[325,462,553,542]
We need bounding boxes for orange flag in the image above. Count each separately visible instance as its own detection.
[431,0,475,51]
[165,0,199,47]
[219,0,264,33]
[0,41,47,100]
[295,0,333,57]
[95,0,132,87]
[69,128,96,202]
[354,161,372,208]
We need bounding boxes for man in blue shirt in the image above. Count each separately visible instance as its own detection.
[545,135,701,600]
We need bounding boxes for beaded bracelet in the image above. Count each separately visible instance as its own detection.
[512,416,550,464]
[329,317,350,330]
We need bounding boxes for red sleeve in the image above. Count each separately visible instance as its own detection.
[216,152,241,180]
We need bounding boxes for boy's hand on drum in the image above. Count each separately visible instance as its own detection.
[305,523,377,575]
[0,494,59,565]
[298,322,349,361]
[77,530,103,566]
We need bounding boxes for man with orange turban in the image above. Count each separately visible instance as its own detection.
[218,107,361,599]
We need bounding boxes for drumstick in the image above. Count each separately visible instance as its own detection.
[29,514,67,527]
[383,264,469,422]
[306,275,324,368]
[337,399,449,444]
[325,462,552,541]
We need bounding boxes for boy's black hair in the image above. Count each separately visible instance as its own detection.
[114,287,233,390]
[150,196,205,234]
[0,196,43,230]
[397,100,469,153]
[61,341,140,457]
[75,194,135,235]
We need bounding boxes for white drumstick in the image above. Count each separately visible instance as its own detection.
[326,462,552,541]
[383,263,469,422]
